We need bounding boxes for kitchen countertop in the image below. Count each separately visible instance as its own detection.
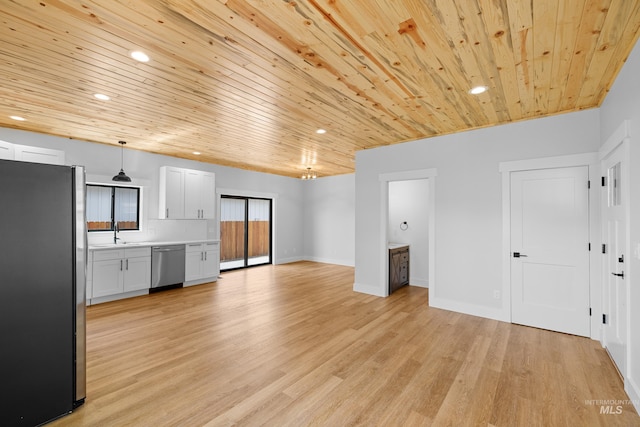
[89,239,220,250]
[388,243,409,250]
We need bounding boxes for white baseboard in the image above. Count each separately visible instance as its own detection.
[305,256,355,267]
[89,289,148,305]
[627,376,640,415]
[184,277,218,287]
[353,282,385,297]
[429,296,508,322]
[274,255,305,264]
[410,278,429,288]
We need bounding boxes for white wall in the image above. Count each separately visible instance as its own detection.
[388,179,429,287]
[355,109,601,314]
[0,128,305,264]
[599,40,640,412]
[303,174,355,266]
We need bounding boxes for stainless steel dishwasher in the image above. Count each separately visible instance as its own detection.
[151,245,186,289]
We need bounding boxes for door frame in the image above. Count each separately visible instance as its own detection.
[599,120,631,378]
[379,168,436,298]
[499,153,600,336]
[219,194,273,270]
[216,188,278,264]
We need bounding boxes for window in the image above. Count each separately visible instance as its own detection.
[86,184,140,231]
[608,162,622,207]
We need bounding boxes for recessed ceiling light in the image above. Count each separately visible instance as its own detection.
[9,115,25,121]
[94,93,110,101]
[316,129,326,134]
[469,86,488,95]
[192,151,201,155]
[130,50,150,63]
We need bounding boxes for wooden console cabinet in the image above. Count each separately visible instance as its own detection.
[389,245,409,294]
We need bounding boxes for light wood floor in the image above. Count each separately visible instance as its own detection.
[52,262,638,426]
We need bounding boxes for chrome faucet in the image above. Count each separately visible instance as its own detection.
[113,222,120,244]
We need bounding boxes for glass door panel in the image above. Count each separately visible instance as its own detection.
[220,197,246,270]
[248,199,271,266]
[220,196,271,271]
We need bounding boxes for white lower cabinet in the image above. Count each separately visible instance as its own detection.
[124,255,152,292]
[185,242,219,284]
[92,247,151,299]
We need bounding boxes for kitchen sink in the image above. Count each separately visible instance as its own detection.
[90,241,151,248]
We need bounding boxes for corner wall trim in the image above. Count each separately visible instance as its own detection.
[599,119,630,160]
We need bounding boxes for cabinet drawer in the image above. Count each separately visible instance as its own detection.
[93,249,125,261]
[204,242,219,251]
[400,264,408,282]
[124,247,151,258]
[186,243,204,253]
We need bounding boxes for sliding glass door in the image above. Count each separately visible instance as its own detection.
[220,195,272,270]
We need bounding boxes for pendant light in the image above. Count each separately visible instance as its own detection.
[112,140,131,182]
[301,167,316,180]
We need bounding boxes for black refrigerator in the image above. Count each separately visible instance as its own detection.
[0,159,86,426]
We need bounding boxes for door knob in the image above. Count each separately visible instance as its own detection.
[612,272,625,279]
[513,252,528,258]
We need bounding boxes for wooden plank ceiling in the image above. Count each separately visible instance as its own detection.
[1,1,639,178]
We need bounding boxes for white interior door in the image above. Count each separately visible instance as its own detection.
[510,166,590,336]
[602,147,627,375]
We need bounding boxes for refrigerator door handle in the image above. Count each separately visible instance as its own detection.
[73,165,87,405]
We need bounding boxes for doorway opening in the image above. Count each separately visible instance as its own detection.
[387,179,430,292]
[379,168,436,298]
[220,195,272,271]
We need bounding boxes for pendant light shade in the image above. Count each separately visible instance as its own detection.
[112,140,131,182]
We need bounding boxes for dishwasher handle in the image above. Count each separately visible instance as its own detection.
[152,246,185,252]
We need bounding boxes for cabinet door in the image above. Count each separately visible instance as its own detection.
[160,166,185,219]
[200,173,216,219]
[0,140,14,160]
[185,249,203,281]
[389,251,401,290]
[184,169,203,219]
[123,256,151,292]
[14,144,65,165]
[93,259,124,297]
[203,247,219,279]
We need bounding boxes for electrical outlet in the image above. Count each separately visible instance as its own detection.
[493,290,501,299]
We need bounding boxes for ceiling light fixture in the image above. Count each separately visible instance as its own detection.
[301,167,317,180]
[112,140,132,182]
[316,128,326,134]
[130,50,150,63]
[94,93,110,101]
[193,151,201,155]
[469,86,488,95]
[9,115,25,121]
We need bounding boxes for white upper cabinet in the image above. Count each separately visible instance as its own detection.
[0,140,14,160]
[184,169,216,219]
[0,140,65,165]
[159,166,215,219]
[159,166,185,219]
[14,144,65,165]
